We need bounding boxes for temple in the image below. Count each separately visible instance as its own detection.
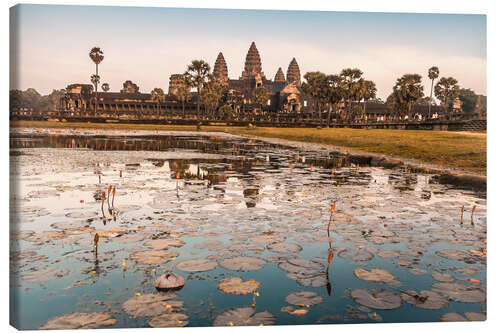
[166,41,306,112]
[59,42,307,116]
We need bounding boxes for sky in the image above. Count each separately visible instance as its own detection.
[10,4,486,99]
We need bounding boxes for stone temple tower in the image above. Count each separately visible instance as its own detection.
[286,58,301,86]
[213,52,229,85]
[274,67,286,82]
[240,42,266,80]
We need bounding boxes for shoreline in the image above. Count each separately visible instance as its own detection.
[10,121,486,191]
[235,134,486,192]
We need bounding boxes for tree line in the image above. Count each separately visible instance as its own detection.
[10,46,484,123]
[10,88,65,114]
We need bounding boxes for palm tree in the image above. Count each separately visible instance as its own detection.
[175,78,192,119]
[302,72,328,126]
[101,83,110,92]
[89,47,104,115]
[184,60,211,121]
[434,77,460,117]
[339,68,364,120]
[427,66,439,119]
[392,74,424,119]
[90,74,100,114]
[151,88,165,117]
[325,74,343,128]
[200,79,224,119]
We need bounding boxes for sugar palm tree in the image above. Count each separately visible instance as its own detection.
[89,47,104,115]
[184,60,211,121]
[427,66,439,118]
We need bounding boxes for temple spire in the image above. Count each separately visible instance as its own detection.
[274,67,285,82]
[213,52,229,84]
[241,41,265,80]
[286,57,301,86]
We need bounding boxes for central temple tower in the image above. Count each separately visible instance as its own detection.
[240,42,266,80]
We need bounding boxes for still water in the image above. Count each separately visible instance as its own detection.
[9,128,486,329]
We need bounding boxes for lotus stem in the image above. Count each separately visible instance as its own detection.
[327,201,336,234]
[101,191,106,223]
[112,186,116,208]
[94,233,99,255]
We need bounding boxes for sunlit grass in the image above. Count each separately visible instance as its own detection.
[11,121,486,174]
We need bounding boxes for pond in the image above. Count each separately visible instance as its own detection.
[9,128,486,329]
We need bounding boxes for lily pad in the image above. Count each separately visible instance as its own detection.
[213,307,275,326]
[154,273,185,291]
[122,293,182,317]
[436,249,479,263]
[65,211,98,219]
[144,238,185,250]
[377,250,400,258]
[432,271,455,282]
[24,231,66,243]
[432,282,486,303]
[278,258,323,273]
[401,290,449,309]
[250,234,284,244]
[338,248,374,261]
[218,277,260,295]
[148,313,189,327]
[267,242,302,254]
[176,259,218,272]
[278,259,327,287]
[194,240,225,251]
[228,242,264,253]
[351,289,402,310]
[50,220,90,230]
[23,267,69,283]
[354,268,395,284]
[219,256,267,271]
[409,268,427,275]
[40,312,116,329]
[285,291,323,307]
[453,267,480,276]
[116,232,150,243]
[130,250,178,265]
